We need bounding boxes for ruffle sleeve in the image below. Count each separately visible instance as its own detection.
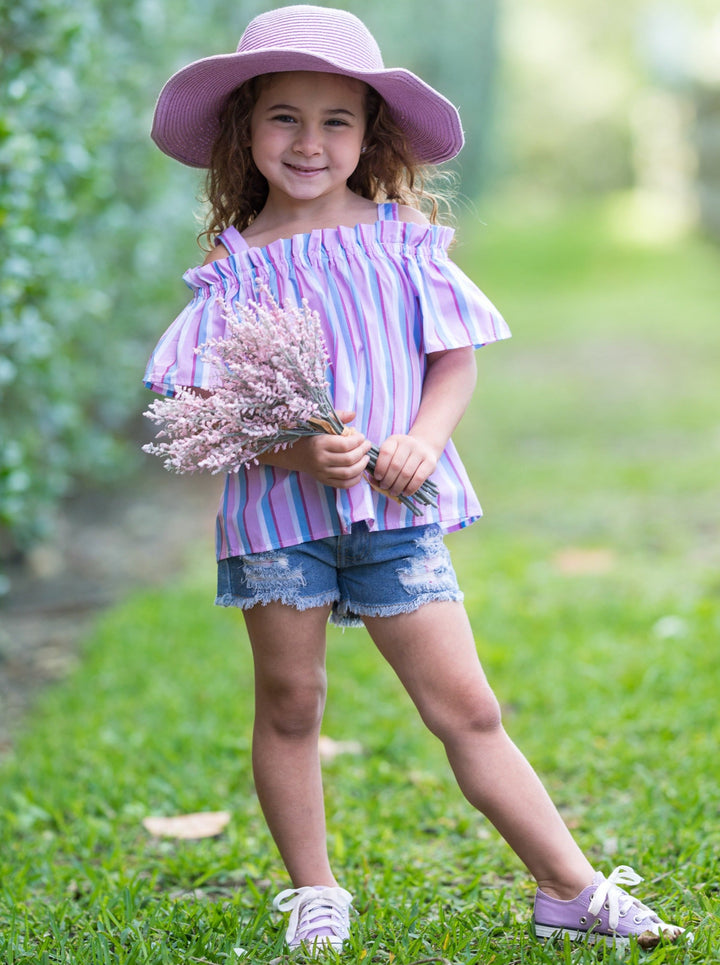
[405,227,511,354]
[143,261,244,396]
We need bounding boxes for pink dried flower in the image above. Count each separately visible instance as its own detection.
[144,291,340,474]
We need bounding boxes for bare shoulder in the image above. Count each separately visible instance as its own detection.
[395,204,430,226]
[202,243,230,266]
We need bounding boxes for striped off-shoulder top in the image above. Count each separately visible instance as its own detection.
[144,203,511,558]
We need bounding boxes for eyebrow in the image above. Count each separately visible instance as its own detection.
[265,103,358,117]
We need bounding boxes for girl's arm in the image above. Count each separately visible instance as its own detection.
[372,346,477,497]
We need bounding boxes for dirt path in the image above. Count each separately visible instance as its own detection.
[0,466,221,752]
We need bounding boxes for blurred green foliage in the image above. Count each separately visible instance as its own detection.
[1,0,167,549]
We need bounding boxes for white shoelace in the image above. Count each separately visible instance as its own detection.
[587,866,658,931]
[274,886,353,947]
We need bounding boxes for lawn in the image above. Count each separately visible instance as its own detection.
[0,198,718,963]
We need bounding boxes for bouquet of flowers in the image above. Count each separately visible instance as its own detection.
[143,291,438,517]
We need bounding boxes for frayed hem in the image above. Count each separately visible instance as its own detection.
[215,591,340,613]
[333,590,464,626]
[214,591,464,629]
[328,610,365,629]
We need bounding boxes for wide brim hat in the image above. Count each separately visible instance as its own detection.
[151,4,464,167]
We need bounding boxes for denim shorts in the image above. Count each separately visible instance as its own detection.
[215,522,463,627]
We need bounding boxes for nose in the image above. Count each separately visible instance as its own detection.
[292,124,322,156]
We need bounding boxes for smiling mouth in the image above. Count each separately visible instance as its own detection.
[285,163,326,174]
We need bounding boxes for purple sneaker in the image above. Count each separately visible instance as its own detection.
[274,885,353,953]
[534,866,684,949]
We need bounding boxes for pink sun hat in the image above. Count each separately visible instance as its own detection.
[151,4,464,168]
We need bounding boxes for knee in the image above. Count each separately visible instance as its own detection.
[256,674,327,739]
[423,684,503,744]
[465,690,504,736]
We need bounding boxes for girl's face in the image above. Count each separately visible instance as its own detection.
[249,71,367,207]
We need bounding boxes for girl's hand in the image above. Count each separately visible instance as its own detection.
[300,412,372,488]
[372,434,438,497]
[259,411,372,489]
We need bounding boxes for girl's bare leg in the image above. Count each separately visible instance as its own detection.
[363,601,595,899]
[243,602,337,887]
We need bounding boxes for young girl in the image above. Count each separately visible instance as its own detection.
[145,5,683,954]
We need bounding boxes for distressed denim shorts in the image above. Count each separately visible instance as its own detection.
[215,522,463,627]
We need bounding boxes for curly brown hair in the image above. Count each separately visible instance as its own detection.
[198,75,445,250]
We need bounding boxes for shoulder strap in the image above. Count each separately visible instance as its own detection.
[216,225,247,254]
[377,202,399,221]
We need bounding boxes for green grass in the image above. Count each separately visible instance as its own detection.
[1,198,719,963]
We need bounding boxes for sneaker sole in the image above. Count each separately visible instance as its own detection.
[535,923,631,950]
[289,937,346,954]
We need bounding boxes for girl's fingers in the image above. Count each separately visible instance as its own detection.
[326,433,372,459]
[373,435,437,496]
[305,432,371,487]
